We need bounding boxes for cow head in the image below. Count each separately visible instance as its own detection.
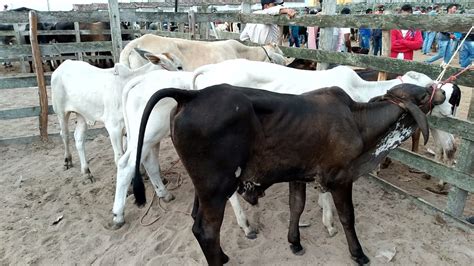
[133,47,184,71]
[430,83,461,117]
[371,83,446,145]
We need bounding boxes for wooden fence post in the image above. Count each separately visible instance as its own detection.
[188,10,196,40]
[377,30,391,81]
[73,22,83,61]
[446,95,474,217]
[13,24,27,73]
[107,0,122,63]
[316,0,336,70]
[28,11,48,142]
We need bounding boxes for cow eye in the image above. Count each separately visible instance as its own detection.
[177,66,183,70]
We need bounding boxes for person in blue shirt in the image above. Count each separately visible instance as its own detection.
[359,8,372,51]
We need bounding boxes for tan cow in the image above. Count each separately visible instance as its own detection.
[119,34,287,70]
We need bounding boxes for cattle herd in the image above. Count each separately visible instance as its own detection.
[4,18,464,265]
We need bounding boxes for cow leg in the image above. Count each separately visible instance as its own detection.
[192,196,228,266]
[331,182,369,265]
[58,111,73,169]
[112,149,136,227]
[74,114,93,182]
[104,121,124,166]
[318,192,338,237]
[288,181,306,255]
[142,143,174,202]
[228,192,257,239]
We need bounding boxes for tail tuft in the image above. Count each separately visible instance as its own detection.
[133,171,147,206]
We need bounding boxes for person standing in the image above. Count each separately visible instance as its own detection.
[240,0,296,45]
[372,5,384,56]
[359,8,372,51]
[390,4,423,60]
[459,32,473,68]
[422,6,437,55]
[425,4,458,64]
[289,25,300,47]
[333,7,351,52]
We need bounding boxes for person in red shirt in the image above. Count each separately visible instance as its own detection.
[390,4,423,60]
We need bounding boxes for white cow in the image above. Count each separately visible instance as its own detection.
[191,59,460,237]
[119,34,288,70]
[112,70,256,238]
[51,55,182,180]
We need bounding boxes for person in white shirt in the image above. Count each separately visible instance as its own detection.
[332,7,352,52]
[240,0,296,45]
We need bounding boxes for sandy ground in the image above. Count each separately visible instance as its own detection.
[0,49,473,265]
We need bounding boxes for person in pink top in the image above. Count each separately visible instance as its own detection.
[390,4,423,60]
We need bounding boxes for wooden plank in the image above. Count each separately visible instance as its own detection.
[2,11,472,32]
[446,94,474,216]
[0,42,113,58]
[0,128,107,146]
[107,0,122,63]
[428,116,474,142]
[0,74,51,89]
[0,105,54,120]
[0,11,110,23]
[366,173,473,232]
[388,148,474,193]
[236,14,474,32]
[29,11,49,142]
[278,47,474,87]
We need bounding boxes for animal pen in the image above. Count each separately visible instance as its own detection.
[0,1,472,233]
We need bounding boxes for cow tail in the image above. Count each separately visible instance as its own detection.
[133,88,197,206]
[119,39,136,66]
[191,64,212,90]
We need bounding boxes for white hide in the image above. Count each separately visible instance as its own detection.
[51,59,171,179]
[112,70,255,237]
[119,34,287,70]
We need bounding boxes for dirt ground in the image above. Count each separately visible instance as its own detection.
[0,49,473,265]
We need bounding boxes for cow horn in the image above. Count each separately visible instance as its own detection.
[404,101,430,145]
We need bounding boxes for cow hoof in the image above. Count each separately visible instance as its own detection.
[221,252,229,264]
[107,221,125,230]
[245,230,257,240]
[327,227,338,237]
[290,244,305,256]
[162,193,175,202]
[351,254,370,265]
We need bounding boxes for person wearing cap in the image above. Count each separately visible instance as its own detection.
[240,0,296,45]
[390,4,423,60]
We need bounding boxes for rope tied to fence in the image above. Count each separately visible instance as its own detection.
[435,26,474,83]
[140,159,189,227]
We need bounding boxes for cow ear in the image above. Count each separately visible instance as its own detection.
[404,101,430,145]
[143,52,162,65]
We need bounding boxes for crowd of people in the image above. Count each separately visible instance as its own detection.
[239,1,472,68]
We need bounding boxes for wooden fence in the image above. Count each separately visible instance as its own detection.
[0,9,472,229]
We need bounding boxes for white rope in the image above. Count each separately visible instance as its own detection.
[436,26,474,82]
